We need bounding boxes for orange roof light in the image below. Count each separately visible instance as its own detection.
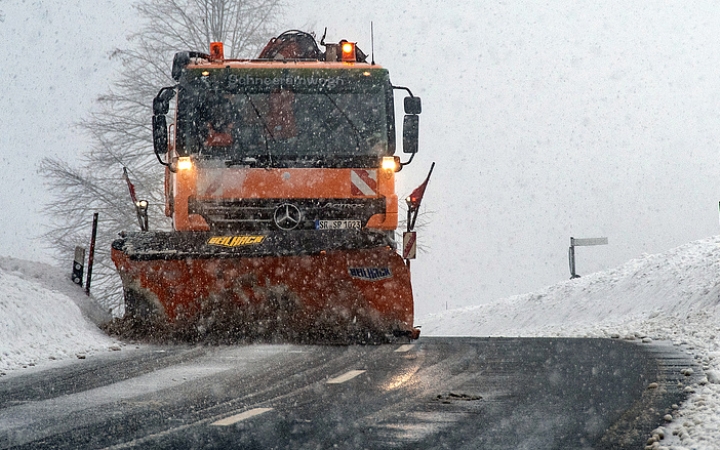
[340,41,356,62]
[209,42,224,61]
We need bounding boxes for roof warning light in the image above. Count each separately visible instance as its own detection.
[209,42,224,61]
[340,40,356,62]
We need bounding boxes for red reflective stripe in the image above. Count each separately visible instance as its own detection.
[351,169,377,196]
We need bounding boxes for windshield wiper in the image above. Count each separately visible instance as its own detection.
[322,93,362,152]
[243,93,275,168]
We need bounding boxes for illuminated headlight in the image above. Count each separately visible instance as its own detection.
[381,156,399,172]
[135,200,148,209]
[177,157,193,171]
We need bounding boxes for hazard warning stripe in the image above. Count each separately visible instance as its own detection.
[350,170,377,196]
[403,232,417,259]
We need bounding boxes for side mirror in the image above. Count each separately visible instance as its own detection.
[152,87,176,167]
[153,87,175,116]
[153,115,169,159]
[403,115,419,154]
[404,96,422,115]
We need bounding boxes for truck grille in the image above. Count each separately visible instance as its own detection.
[188,198,386,231]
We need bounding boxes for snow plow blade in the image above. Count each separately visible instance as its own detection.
[110,230,418,344]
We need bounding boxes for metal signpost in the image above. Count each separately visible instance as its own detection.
[85,213,99,296]
[569,237,608,279]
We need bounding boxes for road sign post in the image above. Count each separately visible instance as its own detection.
[569,237,608,279]
[85,213,99,296]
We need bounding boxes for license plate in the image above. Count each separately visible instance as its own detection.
[315,220,362,230]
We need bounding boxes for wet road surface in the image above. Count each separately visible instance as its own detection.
[0,337,695,449]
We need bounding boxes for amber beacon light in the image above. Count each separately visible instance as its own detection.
[209,42,224,61]
[340,41,356,62]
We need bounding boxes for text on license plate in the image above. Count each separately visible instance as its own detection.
[315,220,362,230]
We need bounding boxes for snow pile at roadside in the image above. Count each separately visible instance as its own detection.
[421,236,720,338]
[421,235,720,450]
[0,256,120,374]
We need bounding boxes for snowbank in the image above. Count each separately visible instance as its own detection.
[421,235,720,450]
[0,256,120,374]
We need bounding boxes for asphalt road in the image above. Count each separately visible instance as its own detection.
[0,337,695,449]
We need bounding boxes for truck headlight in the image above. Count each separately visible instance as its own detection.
[177,157,193,171]
[381,156,400,173]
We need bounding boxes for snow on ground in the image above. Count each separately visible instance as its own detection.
[421,235,720,450]
[0,256,121,374]
[4,238,720,448]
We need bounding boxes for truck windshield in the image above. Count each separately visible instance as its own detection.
[176,68,394,164]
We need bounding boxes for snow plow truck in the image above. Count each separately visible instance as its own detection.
[111,30,424,343]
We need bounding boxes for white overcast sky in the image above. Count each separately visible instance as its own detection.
[1,1,719,316]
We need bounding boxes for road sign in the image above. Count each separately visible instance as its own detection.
[571,237,608,247]
[71,246,85,287]
[569,237,608,279]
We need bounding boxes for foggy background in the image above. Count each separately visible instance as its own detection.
[1,1,719,317]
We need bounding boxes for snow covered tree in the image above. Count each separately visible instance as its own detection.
[40,0,284,314]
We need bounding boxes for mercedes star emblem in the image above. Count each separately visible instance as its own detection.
[273,203,302,230]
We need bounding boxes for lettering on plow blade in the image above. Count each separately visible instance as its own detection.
[348,267,392,281]
[207,235,265,247]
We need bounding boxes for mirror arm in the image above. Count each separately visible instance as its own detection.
[399,152,416,167]
[152,121,174,172]
[153,147,168,166]
[392,85,415,97]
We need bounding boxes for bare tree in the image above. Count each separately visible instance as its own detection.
[40,0,283,314]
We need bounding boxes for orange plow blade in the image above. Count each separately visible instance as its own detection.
[111,230,418,343]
